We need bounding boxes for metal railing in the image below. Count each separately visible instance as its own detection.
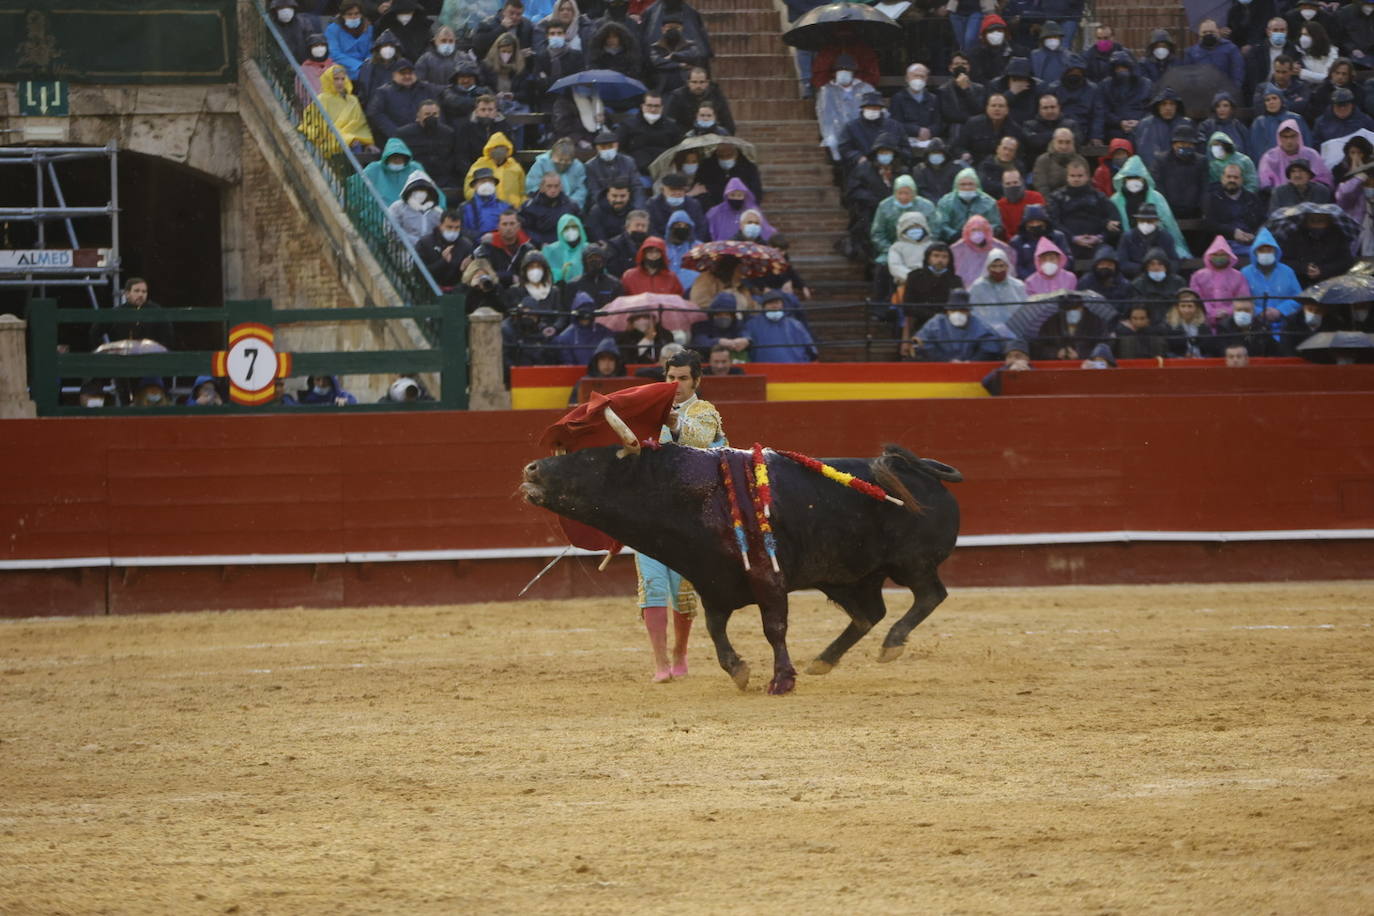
[26,296,468,415]
[242,1,443,306]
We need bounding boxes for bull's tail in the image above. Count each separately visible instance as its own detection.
[871,444,964,515]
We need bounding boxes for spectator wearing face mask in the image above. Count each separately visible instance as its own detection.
[1024,237,1076,296]
[968,15,1012,84]
[1294,21,1338,84]
[817,55,875,160]
[914,290,1003,362]
[1031,294,1110,362]
[356,30,406,104]
[1032,129,1082,197]
[1099,51,1151,145]
[386,170,443,245]
[375,0,431,62]
[474,0,535,59]
[837,93,899,170]
[1132,250,1187,319]
[1030,21,1070,85]
[416,208,473,289]
[1250,84,1313,159]
[663,209,702,290]
[1083,22,1126,82]
[1258,120,1334,190]
[566,243,625,308]
[463,132,525,207]
[844,133,911,256]
[913,139,961,202]
[937,54,988,138]
[869,175,939,268]
[270,0,312,63]
[886,211,935,292]
[742,292,817,363]
[1111,155,1188,258]
[395,99,462,195]
[951,214,1012,287]
[1117,203,1180,278]
[1281,301,1339,354]
[585,129,645,210]
[995,169,1043,240]
[935,168,1001,244]
[1047,56,1105,146]
[690,293,752,358]
[325,2,373,80]
[1190,236,1251,328]
[1245,19,1301,97]
[1140,29,1176,84]
[697,142,763,210]
[706,178,773,243]
[415,25,467,87]
[301,33,337,95]
[1184,19,1245,86]
[506,251,567,324]
[299,375,358,406]
[1077,245,1134,303]
[460,168,509,238]
[1151,125,1210,221]
[557,296,618,367]
[967,249,1026,329]
[1214,301,1279,357]
[526,138,589,209]
[1132,87,1193,171]
[622,236,685,296]
[620,93,685,175]
[439,61,494,128]
[1334,3,1374,61]
[975,135,1025,201]
[357,137,424,214]
[889,63,942,145]
[899,243,962,356]
[544,214,592,284]
[648,173,708,241]
[503,300,562,371]
[648,15,706,95]
[1009,204,1071,279]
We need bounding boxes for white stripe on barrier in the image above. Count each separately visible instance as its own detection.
[2,528,1372,571]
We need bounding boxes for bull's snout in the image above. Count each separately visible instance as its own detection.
[520,461,544,505]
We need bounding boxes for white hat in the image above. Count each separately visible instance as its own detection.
[390,378,420,402]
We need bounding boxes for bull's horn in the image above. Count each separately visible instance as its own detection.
[603,405,640,456]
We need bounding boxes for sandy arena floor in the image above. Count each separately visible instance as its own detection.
[1,582,1372,915]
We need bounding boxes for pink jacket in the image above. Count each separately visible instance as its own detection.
[1190,235,1252,327]
[951,215,1014,288]
[1257,119,1335,189]
[1023,236,1078,296]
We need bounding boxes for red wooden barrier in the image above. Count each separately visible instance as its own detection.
[2,389,1372,615]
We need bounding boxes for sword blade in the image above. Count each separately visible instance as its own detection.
[516,546,574,597]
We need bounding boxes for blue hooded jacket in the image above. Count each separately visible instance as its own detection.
[553,292,616,365]
[297,375,357,405]
[1240,227,1304,332]
[664,208,701,291]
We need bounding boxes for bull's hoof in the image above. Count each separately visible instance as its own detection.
[767,674,797,695]
[877,644,904,663]
[805,658,834,676]
[730,662,751,691]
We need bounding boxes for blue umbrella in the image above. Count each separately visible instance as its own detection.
[548,69,647,102]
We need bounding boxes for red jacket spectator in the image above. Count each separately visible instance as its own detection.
[620,237,686,295]
[1093,138,1134,197]
[997,189,1045,242]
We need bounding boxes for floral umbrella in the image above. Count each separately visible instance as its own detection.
[600,293,704,332]
[680,240,789,279]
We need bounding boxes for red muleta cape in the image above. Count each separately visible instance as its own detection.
[537,382,679,553]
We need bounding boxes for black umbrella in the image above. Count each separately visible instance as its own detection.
[1266,203,1361,249]
[1006,290,1115,341]
[1157,64,1240,120]
[782,2,901,52]
[1299,273,1374,306]
[1296,330,1374,363]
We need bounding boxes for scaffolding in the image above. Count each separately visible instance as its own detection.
[0,143,120,310]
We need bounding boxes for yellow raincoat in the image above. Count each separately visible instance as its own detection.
[299,64,374,156]
[462,131,526,208]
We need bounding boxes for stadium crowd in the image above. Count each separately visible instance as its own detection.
[264,0,1374,373]
[84,0,1373,409]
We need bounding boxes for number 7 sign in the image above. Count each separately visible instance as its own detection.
[212,323,293,405]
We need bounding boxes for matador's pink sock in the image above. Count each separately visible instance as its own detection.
[670,611,692,678]
[643,606,672,682]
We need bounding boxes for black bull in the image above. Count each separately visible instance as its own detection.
[520,443,961,694]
